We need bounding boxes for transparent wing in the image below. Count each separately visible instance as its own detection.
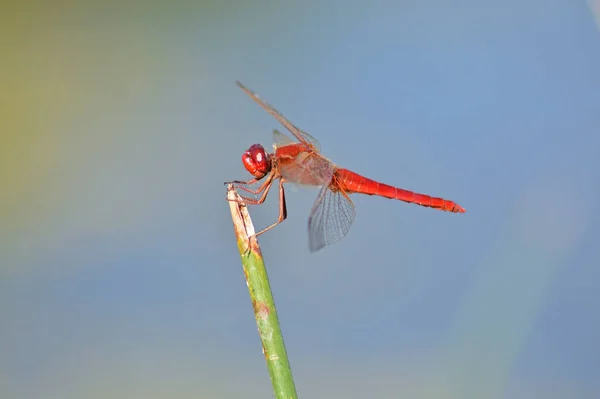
[273,128,321,153]
[307,185,357,252]
[272,129,295,148]
[279,151,335,187]
[237,81,321,151]
[298,129,321,152]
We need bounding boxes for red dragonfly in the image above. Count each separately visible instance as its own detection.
[228,82,465,252]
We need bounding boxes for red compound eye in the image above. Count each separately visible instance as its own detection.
[242,144,271,179]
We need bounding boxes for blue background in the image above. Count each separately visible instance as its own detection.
[2,1,599,398]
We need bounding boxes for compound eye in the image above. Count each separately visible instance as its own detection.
[242,144,270,179]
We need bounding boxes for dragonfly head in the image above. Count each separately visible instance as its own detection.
[242,144,271,179]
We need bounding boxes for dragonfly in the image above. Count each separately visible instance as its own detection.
[227,81,465,252]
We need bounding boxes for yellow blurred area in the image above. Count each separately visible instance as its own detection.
[0,4,194,274]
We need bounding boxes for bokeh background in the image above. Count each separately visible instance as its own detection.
[2,1,600,398]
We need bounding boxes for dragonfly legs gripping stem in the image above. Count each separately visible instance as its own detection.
[226,176,288,237]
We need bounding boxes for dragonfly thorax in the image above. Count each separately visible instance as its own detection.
[242,144,271,179]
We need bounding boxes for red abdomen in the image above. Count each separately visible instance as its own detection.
[334,168,465,213]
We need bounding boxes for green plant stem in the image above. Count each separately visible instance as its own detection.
[226,185,298,399]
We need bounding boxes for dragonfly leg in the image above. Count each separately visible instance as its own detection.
[227,176,287,237]
[225,178,262,195]
[224,178,259,185]
[255,179,287,237]
[225,178,260,194]
[227,174,273,201]
[234,176,274,205]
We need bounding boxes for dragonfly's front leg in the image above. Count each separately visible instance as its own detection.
[234,178,274,206]
[227,178,288,237]
[224,178,261,195]
[227,172,275,205]
[226,173,273,202]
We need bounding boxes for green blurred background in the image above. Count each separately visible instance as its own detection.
[2,1,599,398]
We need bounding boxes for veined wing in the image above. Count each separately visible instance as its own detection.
[277,149,335,188]
[297,129,321,152]
[308,183,357,252]
[237,81,321,151]
[273,129,295,149]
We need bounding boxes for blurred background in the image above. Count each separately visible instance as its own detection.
[2,1,599,398]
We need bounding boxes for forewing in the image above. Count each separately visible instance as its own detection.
[298,129,321,152]
[237,81,321,151]
[272,129,295,148]
[307,185,357,252]
[279,151,334,187]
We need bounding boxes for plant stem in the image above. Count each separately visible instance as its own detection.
[226,185,298,399]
